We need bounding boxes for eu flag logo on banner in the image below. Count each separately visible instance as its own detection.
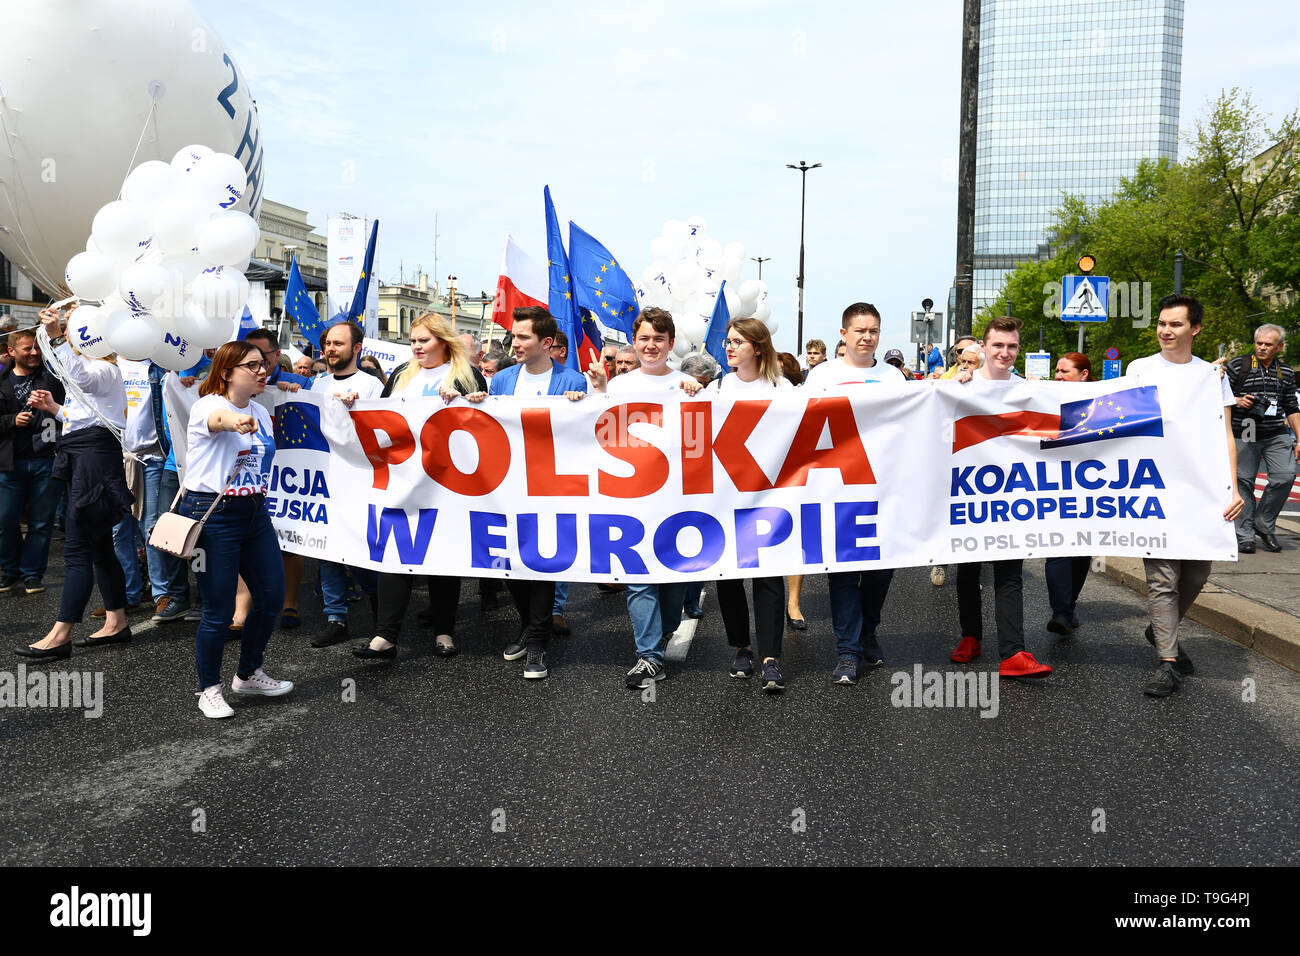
[568,221,638,339]
[274,401,330,452]
[1040,385,1164,449]
[285,255,322,345]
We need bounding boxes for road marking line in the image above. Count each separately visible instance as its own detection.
[665,589,705,662]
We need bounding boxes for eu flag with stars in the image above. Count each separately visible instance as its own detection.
[274,401,330,452]
[568,221,638,339]
[1040,385,1164,449]
[544,186,583,372]
[285,255,322,345]
[703,280,730,368]
[347,220,379,324]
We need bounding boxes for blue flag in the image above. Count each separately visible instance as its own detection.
[544,186,583,372]
[568,221,638,338]
[236,306,260,340]
[1040,385,1164,449]
[703,280,730,368]
[347,219,379,326]
[285,255,322,345]
[274,401,330,452]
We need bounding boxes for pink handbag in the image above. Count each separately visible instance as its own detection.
[148,471,237,559]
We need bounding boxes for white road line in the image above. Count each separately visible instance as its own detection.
[665,589,706,662]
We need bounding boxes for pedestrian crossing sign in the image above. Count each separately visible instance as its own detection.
[1062,275,1110,322]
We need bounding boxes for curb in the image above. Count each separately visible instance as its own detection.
[1101,556,1300,674]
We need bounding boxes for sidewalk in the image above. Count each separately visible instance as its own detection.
[1102,515,1300,673]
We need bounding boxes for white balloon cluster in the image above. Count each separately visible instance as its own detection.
[635,216,776,359]
[62,145,259,369]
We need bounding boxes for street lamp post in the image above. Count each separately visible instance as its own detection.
[750,256,770,280]
[786,161,821,353]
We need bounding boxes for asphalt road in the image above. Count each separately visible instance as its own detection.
[2,545,1298,866]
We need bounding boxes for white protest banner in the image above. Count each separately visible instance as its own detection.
[261,368,1236,582]
[359,337,412,375]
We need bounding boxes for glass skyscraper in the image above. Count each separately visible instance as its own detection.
[973,0,1184,313]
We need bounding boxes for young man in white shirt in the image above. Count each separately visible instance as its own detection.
[949,316,1052,680]
[803,303,906,684]
[308,321,383,647]
[1126,294,1243,697]
[469,307,587,678]
[580,308,703,688]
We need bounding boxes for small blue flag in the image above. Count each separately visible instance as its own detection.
[703,280,730,368]
[544,186,583,372]
[347,220,379,326]
[568,221,638,339]
[236,306,260,340]
[274,401,330,452]
[285,255,322,345]
[1040,385,1164,449]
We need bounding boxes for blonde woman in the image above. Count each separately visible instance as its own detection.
[16,306,133,659]
[356,314,487,660]
[705,317,791,692]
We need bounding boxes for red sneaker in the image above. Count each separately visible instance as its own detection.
[950,635,981,663]
[999,651,1052,678]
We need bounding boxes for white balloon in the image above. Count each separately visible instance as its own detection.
[764,317,779,336]
[118,261,174,313]
[121,160,181,214]
[151,330,202,370]
[721,257,743,285]
[686,215,707,238]
[756,280,768,296]
[107,310,161,361]
[65,306,114,359]
[197,210,259,266]
[754,300,773,323]
[672,338,692,358]
[649,236,673,260]
[678,314,707,344]
[723,288,742,318]
[64,250,119,300]
[170,144,214,174]
[700,238,722,259]
[92,201,153,264]
[159,253,205,288]
[177,300,234,349]
[673,260,703,293]
[190,266,247,319]
[151,195,213,256]
[723,241,745,261]
[0,4,264,295]
[661,219,688,241]
[184,153,248,212]
[230,255,252,273]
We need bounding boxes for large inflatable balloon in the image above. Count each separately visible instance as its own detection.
[0,0,266,294]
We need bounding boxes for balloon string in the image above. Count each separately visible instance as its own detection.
[35,324,144,464]
[118,101,158,200]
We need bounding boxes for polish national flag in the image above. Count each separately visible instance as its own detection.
[492,234,547,333]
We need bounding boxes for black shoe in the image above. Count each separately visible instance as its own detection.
[23,578,44,595]
[860,635,885,668]
[785,612,808,632]
[310,620,349,647]
[1256,530,1282,553]
[683,605,704,620]
[73,626,132,647]
[597,582,626,594]
[502,638,528,661]
[0,575,19,593]
[1144,625,1194,674]
[353,641,397,660]
[15,641,71,660]
[760,658,785,693]
[1238,540,1256,554]
[551,613,571,636]
[1143,661,1183,697]
[433,638,458,658]
[523,646,549,679]
[1047,612,1074,635]
[1070,614,1081,629]
[831,658,859,685]
[480,591,502,612]
[729,647,754,678]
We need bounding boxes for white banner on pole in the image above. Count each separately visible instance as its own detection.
[248,370,1236,581]
[326,217,379,337]
[359,337,412,375]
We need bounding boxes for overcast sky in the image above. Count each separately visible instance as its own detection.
[194,0,1300,358]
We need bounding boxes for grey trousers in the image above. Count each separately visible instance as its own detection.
[1235,432,1296,540]
[1142,558,1212,658]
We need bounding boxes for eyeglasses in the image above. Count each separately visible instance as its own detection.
[235,359,272,373]
[723,338,751,349]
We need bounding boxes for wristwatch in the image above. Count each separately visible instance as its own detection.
[49,335,67,347]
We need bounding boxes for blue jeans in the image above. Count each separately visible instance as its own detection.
[0,457,60,579]
[625,582,687,664]
[682,581,703,614]
[319,560,376,621]
[828,568,894,661]
[552,580,569,615]
[112,457,164,604]
[1045,555,1091,619]
[180,493,285,690]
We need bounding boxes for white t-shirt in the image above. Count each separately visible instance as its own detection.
[55,342,127,435]
[706,372,793,393]
[802,356,907,389]
[1127,353,1234,407]
[395,362,453,397]
[607,367,692,394]
[514,365,554,397]
[184,394,276,495]
[310,369,384,400]
[118,358,160,455]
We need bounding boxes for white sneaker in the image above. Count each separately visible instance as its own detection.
[930,565,947,587]
[197,684,235,718]
[231,668,294,697]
